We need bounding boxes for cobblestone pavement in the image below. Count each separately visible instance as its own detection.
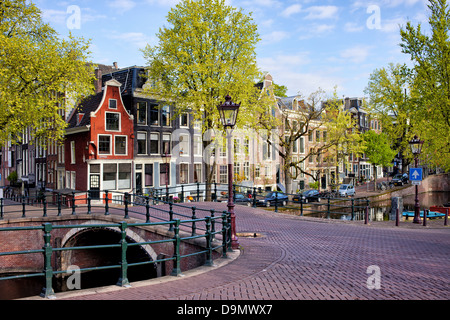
[43,201,449,301]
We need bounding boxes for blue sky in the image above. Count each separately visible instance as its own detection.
[35,0,429,98]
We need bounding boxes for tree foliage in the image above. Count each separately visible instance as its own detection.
[399,0,450,170]
[0,0,95,145]
[142,0,264,197]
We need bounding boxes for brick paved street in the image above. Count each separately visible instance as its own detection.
[43,201,450,301]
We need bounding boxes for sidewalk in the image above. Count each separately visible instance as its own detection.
[21,201,449,301]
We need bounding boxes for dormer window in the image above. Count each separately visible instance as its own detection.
[109,99,117,109]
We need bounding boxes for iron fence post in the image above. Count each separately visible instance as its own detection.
[252,187,257,208]
[327,197,331,219]
[365,199,369,224]
[221,213,228,258]
[42,197,47,217]
[300,198,303,216]
[168,202,173,231]
[196,182,200,202]
[210,209,216,240]
[205,216,214,267]
[0,198,3,220]
[117,221,130,287]
[191,207,197,236]
[104,190,110,215]
[214,183,217,202]
[181,185,184,203]
[171,219,182,276]
[351,198,355,221]
[275,192,278,212]
[227,212,232,252]
[22,195,26,218]
[124,193,129,219]
[71,191,76,215]
[145,196,150,223]
[40,223,55,298]
[57,193,62,216]
[87,191,92,215]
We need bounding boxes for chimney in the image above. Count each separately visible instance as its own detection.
[113,62,118,70]
[94,67,102,93]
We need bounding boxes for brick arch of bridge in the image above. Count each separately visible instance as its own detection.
[60,219,159,272]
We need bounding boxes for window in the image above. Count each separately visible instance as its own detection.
[118,163,131,189]
[99,135,111,154]
[70,141,75,164]
[161,105,171,126]
[150,104,159,125]
[137,132,147,155]
[115,136,127,155]
[308,130,313,142]
[105,112,120,131]
[255,166,260,178]
[109,99,117,109]
[180,113,188,127]
[243,162,249,180]
[179,134,189,156]
[145,164,153,187]
[316,130,320,142]
[194,135,202,156]
[137,102,147,125]
[103,164,117,190]
[194,164,202,183]
[162,133,171,155]
[220,137,226,157]
[234,138,240,154]
[219,165,228,184]
[323,131,327,142]
[293,139,298,153]
[300,137,305,154]
[160,163,170,186]
[309,148,314,163]
[150,133,159,154]
[180,163,189,184]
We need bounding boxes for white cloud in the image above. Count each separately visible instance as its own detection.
[344,22,364,32]
[261,31,290,44]
[108,32,154,49]
[108,0,136,12]
[340,46,372,63]
[298,24,335,40]
[281,4,302,18]
[304,6,339,20]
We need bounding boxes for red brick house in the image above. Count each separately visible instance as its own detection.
[65,78,134,200]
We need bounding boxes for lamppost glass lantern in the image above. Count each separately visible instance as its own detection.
[409,135,424,156]
[217,95,240,129]
[217,95,240,250]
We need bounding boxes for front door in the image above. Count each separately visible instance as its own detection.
[89,174,100,199]
[136,172,142,195]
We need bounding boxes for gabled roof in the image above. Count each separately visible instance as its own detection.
[67,92,103,129]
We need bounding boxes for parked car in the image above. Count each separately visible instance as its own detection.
[218,193,252,206]
[390,173,408,186]
[338,184,356,197]
[293,189,321,203]
[256,192,288,207]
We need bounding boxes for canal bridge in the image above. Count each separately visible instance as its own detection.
[0,190,232,299]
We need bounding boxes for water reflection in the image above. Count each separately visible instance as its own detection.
[342,192,450,221]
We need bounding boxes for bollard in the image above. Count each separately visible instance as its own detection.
[87,191,92,215]
[145,196,150,223]
[124,193,129,219]
[423,209,428,227]
[71,191,76,215]
[396,208,399,227]
[210,209,216,240]
[445,208,448,226]
[57,193,62,216]
[191,207,197,236]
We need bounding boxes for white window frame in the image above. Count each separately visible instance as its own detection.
[70,141,76,164]
[105,111,121,132]
[114,135,128,156]
[109,99,117,109]
[98,134,112,155]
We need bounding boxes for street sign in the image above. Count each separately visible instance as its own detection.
[409,168,423,182]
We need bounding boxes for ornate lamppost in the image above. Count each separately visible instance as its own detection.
[409,135,424,224]
[217,95,240,250]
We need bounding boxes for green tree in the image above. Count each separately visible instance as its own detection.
[142,0,263,199]
[400,0,450,171]
[362,130,397,191]
[364,63,412,173]
[0,0,95,145]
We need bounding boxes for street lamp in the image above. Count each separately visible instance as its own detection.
[217,95,240,250]
[409,135,424,224]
